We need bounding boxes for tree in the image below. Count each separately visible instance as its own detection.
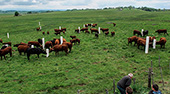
[14,11,19,16]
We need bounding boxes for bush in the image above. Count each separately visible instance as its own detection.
[14,11,19,16]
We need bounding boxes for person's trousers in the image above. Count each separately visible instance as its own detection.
[117,85,126,94]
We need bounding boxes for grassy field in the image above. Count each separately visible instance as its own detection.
[0,9,170,94]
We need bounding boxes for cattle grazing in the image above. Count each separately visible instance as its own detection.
[0,39,2,43]
[133,30,142,36]
[90,28,98,34]
[36,27,41,31]
[42,32,45,35]
[111,31,115,36]
[13,42,29,47]
[54,32,61,36]
[18,45,30,55]
[49,44,68,56]
[70,36,76,39]
[55,38,67,45]
[142,30,148,36]
[100,28,109,33]
[105,31,109,35]
[155,29,168,35]
[128,36,138,45]
[80,27,88,32]
[28,41,43,49]
[70,38,80,45]
[38,38,42,45]
[113,23,116,27]
[137,38,146,49]
[54,29,61,32]
[85,30,90,34]
[3,42,11,46]
[0,46,12,60]
[156,37,167,48]
[62,42,73,52]
[95,33,99,38]
[26,48,46,60]
[45,41,53,49]
[47,31,49,35]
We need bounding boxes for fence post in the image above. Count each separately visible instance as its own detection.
[151,60,154,85]
[77,90,80,94]
[159,56,165,90]
[113,79,115,94]
[145,36,149,54]
[148,68,152,88]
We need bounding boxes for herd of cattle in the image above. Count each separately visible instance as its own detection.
[128,29,167,49]
[0,23,168,60]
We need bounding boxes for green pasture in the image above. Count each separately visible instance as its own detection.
[0,9,170,94]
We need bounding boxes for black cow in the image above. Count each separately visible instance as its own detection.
[142,30,148,36]
[38,38,42,45]
[27,48,46,60]
[1,46,8,49]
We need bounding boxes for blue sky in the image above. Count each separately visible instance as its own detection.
[0,0,170,10]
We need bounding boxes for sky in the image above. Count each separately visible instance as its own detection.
[0,0,170,10]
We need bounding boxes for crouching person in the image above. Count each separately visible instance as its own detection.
[149,84,162,94]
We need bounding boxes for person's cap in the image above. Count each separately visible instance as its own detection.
[128,73,133,78]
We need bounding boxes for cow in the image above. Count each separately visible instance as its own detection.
[128,36,138,45]
[62,42,73,52]
[142,30,148,36]
[42,32,45,35]
[13,42,29,47]
[47,31,49,35]
[0,39,2,43]
[80,27,88,32]
[3,42,11,46]
[111,31,115,36]
[27,48,46,60]
[156,37,167,48]
[105,31,109,35]
[49,44,68,56]
[92,24,97,27]
[95,33,99,38]
[90,28,98,34]
[1,46,8,50]
[137,38,146,49]
[45,41,53,49]
[113,23,116,27]
[70,36,76,39]
[18,45,30,55]
[54,29,61,32]
[0,46,12,60]
[61,28,66,32]
[70,38,80,45]
[85,30,90,34]
[100,28,109,33]
[28,41,43,49]
[133,30,142,36]
[38,39,42,45]
[36,27,41,31]
[155,29,168,35]
[54,32,61,36]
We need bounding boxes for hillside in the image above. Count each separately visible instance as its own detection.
[0,9,170,94]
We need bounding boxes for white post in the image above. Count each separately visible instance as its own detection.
[31,45,34,48]
[46,49,49,57]
[42,38,45,49]
[60,36,63,45]
[7,33,9,38]
[40,26,42,30]
[83,24,85,27]
[39,22,40,26]
[5,44,9,47]
[141,29,144,36]
[78,27,80,33]
[153,39,156,49]
[145,36,149,54]
[59,26,61,30]
[98,27,101,34]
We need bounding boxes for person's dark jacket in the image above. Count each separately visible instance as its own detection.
[117,76,131,89]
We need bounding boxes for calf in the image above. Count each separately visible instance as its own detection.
[90,28,98,34]
[70,38,80,45]
[49,44,68,56]
[133,30,142,36]
[27,48,46,60]
[62,42,73,52]
[80,27,88,32]
[128,36,138,45]
[111,31,115,36]
[18,45,30,55]
[45,41,53,49]
[156,37,167,48]
[137,38,146,49]
[101,28,109,33]
[155,29,168,35]
[0,47,12,60]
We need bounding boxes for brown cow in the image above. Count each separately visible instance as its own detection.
[42,32,45,35]
[0,46,12,60]
[54,32,61,36]
[62,42,73,52]
[155,29,168,35]
[0,39,2,43]
[111,31,115,36]
[92,24,97,27]
[101,28,109,33]
[18,45,30,55]
[36,27,41,31]
[54,29,61,32]
[128,36,138,45]
[28,41,43,49]
[13,42,29,47]
[45,41,53,49]
[80,27,88,32]
[70,38,80,45]
[61,28,66,31]
[90,28,98,33]
[156,37,167,48]
[105,31,109,35]
[49,44,68,55]
[70,36,76,39]
[75,29,80,33]
[113,23,116,27]
[137,38,146,49]
[47,31,49,35]
[85,30,90,34]
[133,30,142,36]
